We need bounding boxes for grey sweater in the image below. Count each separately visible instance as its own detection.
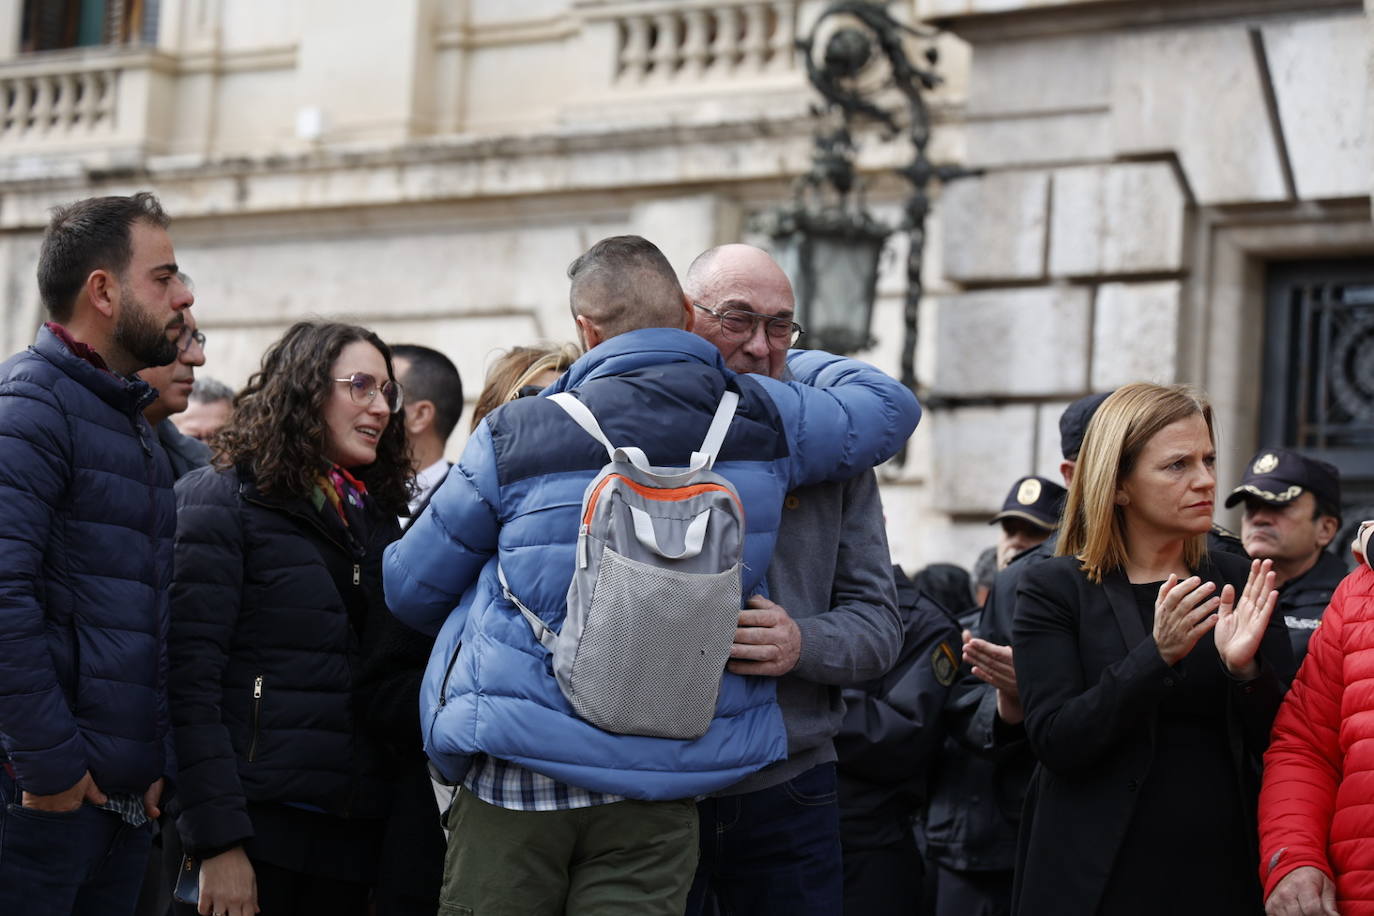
[718,469,903,795]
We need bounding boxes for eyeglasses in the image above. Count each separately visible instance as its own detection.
[693,303,803,350]
[175,327,206,353]
[333,372,404,413]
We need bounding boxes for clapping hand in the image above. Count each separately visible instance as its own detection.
[962,631,1023,725]
[1214,558,1279,681]
[1152,575,1221,666]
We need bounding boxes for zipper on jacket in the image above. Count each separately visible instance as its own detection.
[133,416,153,457]
[352,563,361,586]
[427,640,464,755]
[436,641,463,708]
[247,676,264,761]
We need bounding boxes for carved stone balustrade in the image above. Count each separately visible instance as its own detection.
[0,48,173,171]
[564,0,811,126]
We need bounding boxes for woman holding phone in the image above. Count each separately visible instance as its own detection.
[167,321,433,916]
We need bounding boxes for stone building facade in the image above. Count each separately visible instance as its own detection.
[0,0,1369,572]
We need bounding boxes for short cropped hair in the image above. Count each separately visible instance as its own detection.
[972,546,998,595]
[391,344,465,441]
[1314,497,1343,529]
[38,192,170,323]
[567,235,685,340]
[189,377,234,405]
[1058,383,1215,583]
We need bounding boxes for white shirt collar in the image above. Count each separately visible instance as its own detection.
[415,458,450,495]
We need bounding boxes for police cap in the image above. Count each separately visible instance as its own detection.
[1059,392,1113,461]
[990,476,1068,531]
[1223,448,1341,512]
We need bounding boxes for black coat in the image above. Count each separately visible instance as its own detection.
[1278,549,1349,663]
[1010,551,1294,916]
[836,569,961,849]
[169,464,397,855]
[922,543,1046,873]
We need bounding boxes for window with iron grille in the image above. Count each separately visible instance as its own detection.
[1262,259,1374,552]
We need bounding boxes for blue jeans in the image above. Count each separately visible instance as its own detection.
[685,762,843,916]
[0,772,153,916]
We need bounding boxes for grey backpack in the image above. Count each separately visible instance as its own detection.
[500,389,745,740]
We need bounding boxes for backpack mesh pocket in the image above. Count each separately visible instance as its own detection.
[563,546,742,740]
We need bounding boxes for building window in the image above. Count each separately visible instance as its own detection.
[21,0,158,53]
[1262,259,1374,550]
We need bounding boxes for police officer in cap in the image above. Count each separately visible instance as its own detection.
[1226,448,1346,662]
[990,476,1067,572]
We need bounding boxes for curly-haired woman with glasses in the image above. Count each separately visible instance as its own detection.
[166,321,438,916]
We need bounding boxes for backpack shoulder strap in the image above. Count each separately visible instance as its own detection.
[691,389,739,470]
[548,392,616,461]
[498,562,558,651]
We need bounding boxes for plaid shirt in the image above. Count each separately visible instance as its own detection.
[99,792,151,828]
[462,754,624,812]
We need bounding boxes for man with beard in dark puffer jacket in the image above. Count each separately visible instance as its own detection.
[0,192,194,915]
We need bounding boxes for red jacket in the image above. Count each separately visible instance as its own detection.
[1260,565,1374,912]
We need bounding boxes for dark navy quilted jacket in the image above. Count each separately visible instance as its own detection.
[0,325,175,796]
[169,465,395,854]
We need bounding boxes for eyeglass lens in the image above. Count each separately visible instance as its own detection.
[177,328,206,352]
[717,312,798,345]
[347,372,402,412]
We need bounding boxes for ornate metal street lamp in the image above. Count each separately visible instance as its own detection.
[759,1,974,395]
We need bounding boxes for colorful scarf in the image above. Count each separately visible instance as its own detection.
[311,465,369,527]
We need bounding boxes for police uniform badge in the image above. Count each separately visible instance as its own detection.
[1253,453,1279,475]
[1016,478,1042,506]
[932,641,958,687]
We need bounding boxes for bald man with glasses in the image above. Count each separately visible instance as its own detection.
[683,244,905,916]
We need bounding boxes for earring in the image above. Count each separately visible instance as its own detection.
[1116,494,1129,506]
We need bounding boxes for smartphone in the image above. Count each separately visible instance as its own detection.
[172,855,200,906]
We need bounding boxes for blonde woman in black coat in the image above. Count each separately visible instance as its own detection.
[1010,383,1293,916]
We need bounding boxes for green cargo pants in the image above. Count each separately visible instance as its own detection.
[439,789,699,916]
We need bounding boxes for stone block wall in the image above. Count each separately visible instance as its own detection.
[899,0,1371,574]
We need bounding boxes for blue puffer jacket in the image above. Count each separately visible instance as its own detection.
[384,329,920,801]
[0,325,175,796]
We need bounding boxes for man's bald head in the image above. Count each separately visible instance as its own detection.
[567,236,689,346]
[685,243,796,379]
[683,244,793,305]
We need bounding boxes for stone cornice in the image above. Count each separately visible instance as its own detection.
[434,17,581,49]
[0,97,965,228]
[931,0,1362,42]
[0,43,298,77]
[175,44,298,75]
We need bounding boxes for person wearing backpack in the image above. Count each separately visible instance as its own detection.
[383,235,921,916]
